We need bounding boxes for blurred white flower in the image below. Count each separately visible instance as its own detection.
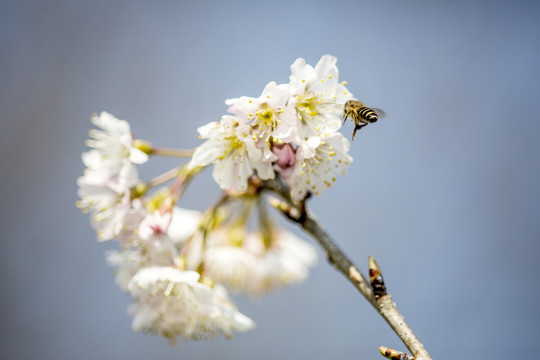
[77,162,146,242]
[128,266,254,343]
[289,55,354,137]
[106,250,145,291]
[138,210,179,265]
[288,132,353,201]
[188,116,274,192]
[83,111,148,181]
[167,207,202,245]
[204,228,317,297]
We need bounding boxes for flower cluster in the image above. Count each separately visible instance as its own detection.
[189,54,354,201]
[77,55,357,344]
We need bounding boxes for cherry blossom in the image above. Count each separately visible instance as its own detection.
[128,266,254,343]
[289,55,355,138]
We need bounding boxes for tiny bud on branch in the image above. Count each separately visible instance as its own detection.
[379,346,414,360]
[369,255,387,299]
[268,197,302,221]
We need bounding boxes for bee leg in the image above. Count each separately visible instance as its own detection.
[352,126,358,140]
[351,124,367,140]
[342,113,348,126]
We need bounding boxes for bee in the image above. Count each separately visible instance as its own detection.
[342,100,385,140]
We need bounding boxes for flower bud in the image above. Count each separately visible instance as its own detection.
[272,143,296,178]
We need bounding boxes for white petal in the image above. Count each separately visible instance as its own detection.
[212,150,251,191]
[167,207,202,244]
[129,148,149,164]
[189,137,229,170]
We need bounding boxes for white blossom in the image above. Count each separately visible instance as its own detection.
[77,161,146,242]
[204,228,317,297]
[128,266,254,343]
[289,55,355,138]
[288,132,353,201]
[188,116,274,192]
[78,54,360,344]
[136,205,203,267]
[83,111,148,181]
[138,210,179,265]
[226,81,297,147]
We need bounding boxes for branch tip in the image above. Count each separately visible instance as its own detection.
[369,255,387,299]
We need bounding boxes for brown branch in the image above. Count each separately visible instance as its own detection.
[262,178,432,360]
[301,210,377,307]
[376,294,430,359]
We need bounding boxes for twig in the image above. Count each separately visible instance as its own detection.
[262,178,432,360]
[152,147,195,158]
[146,165,184,190]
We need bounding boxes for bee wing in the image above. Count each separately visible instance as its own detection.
[372,108,386,118]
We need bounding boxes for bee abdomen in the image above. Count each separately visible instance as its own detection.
[359,107,378,122]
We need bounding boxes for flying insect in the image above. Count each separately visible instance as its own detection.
[342,100,385,140]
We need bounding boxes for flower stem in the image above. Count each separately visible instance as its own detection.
[152,147,195,158]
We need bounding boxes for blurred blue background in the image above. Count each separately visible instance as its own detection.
[1,1,539,359]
